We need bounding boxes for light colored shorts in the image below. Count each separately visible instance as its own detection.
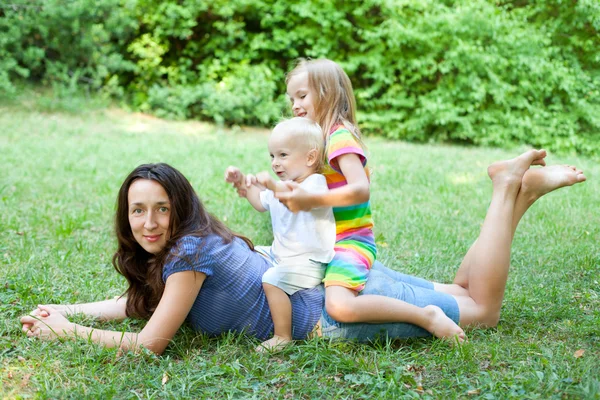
[256,246,327,295]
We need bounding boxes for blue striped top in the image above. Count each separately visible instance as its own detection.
[162,235,323,340]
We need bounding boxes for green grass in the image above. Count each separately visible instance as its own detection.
[1,92,598,399]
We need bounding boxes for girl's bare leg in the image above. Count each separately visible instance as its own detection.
[326,286,466,342]
[436,152,585,327]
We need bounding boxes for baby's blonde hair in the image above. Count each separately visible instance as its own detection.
[286,58,365,151]
[272,117,325,173]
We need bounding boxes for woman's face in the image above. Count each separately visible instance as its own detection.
[128,179,171,254]
[287,71,316,121]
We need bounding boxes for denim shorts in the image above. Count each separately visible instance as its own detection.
[319,261,460,341]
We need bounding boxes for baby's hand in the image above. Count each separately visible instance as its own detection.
[225,166,250,198]
[225,166,243,185]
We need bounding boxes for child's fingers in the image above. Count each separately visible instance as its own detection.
[245,174,257,187]
[224,166,241,182]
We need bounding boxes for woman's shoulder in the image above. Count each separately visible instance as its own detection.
[174,235,203,248]
[163,234,225,281]
[171,234,228,256]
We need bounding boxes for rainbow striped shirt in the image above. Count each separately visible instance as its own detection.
[322,125,374,238]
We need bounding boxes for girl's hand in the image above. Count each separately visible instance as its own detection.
[20,305,75,340]
[275,182,316,212]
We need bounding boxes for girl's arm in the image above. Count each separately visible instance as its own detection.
[20,270,205,355]
[276,153,369,212]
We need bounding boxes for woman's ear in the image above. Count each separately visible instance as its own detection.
[306,148,318,167]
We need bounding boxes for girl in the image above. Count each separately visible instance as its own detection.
[279,58,466,339]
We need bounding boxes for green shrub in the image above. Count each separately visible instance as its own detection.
[1,0,598,155]
[0,0,138,92]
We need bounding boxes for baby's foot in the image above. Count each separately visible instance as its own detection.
[521,164,586,202]
[424,305,466,345]
[256,335,292,353]
[487,149,547,189]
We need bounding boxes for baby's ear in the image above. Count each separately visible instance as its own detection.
[306,148,318,167]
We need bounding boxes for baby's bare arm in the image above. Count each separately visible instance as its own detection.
[224,166,266,212]
[256,172,292,193]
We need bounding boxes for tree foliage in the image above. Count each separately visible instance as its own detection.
[1,0,598,155]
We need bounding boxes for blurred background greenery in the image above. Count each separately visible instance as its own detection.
[1,0,598,155]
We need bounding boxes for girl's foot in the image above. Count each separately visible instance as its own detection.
[520,164,586,203]
[424,305,466,344]
[487,149,547,189]
[256,335,292,353]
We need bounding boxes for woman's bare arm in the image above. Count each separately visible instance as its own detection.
[49,297,129,321]
[20,270,206,355]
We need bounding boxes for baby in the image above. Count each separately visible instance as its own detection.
[225,117,335,351]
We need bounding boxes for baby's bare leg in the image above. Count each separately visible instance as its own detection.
[257,283,292,352]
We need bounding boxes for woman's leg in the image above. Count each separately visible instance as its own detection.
[450,165,586,288]
[436,151,585,327]
[370,261,436,288]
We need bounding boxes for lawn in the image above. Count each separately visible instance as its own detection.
[1,91,598,399]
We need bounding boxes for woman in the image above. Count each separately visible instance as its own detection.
[20,150,586,354]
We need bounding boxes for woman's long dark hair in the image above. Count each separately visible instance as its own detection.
[112,163,254,319]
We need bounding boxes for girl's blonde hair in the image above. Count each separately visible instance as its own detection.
[273,117,325,173]
[286,58,365,150]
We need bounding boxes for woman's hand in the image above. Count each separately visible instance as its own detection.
[275,182,317,212]
[20,305,75,340]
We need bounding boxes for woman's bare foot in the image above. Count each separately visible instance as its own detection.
[424,305,466,344]
[256,335,292,353]
[520,165,586,203]
[487,149,547,189]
